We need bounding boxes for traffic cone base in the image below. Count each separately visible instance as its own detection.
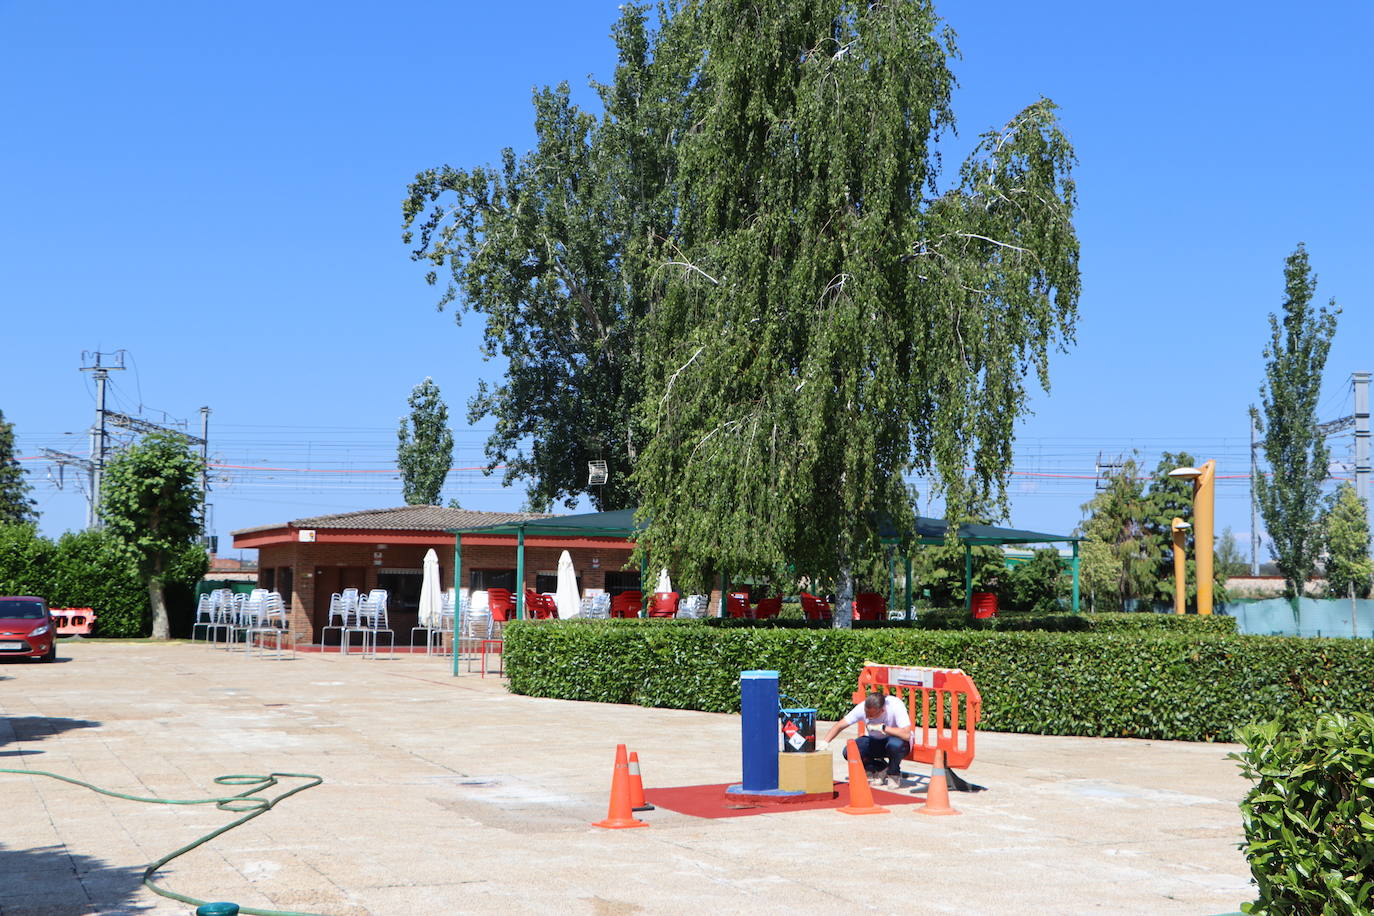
[916,749,961,816]
[593,744,649,829]
[628,751,655,812]
[836,738,890,816]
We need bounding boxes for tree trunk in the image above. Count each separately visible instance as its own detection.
[149,576,169,640]
[833,562,854,630]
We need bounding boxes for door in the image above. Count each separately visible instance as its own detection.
[313,566,369,643]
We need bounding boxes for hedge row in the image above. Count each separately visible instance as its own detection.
[503,622,1373,742]
[569,611,1237,634]
[0,524,205,637]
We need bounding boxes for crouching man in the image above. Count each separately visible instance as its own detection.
[818,692,912,788]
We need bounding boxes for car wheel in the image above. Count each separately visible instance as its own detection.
[41,642,56,662]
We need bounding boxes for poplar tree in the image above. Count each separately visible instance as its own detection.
[0,409,37,525]
[1251,244,1339,596]
[633,0,1080,622]
[397,378,455,506]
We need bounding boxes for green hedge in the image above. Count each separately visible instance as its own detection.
[504,622,1374,741]
[0,523,206,637]
[1232,714,1374,913]
[600,611,1237,634]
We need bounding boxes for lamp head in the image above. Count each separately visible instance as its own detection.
[1171,519,1192,532]
[1168,466,1202,481]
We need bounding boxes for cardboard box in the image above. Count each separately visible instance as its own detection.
[779,751,833,794]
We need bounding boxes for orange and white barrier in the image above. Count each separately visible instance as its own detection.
[49,607,97,637]
[852,662,980,770]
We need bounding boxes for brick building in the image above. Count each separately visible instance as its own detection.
[231,506,639,644]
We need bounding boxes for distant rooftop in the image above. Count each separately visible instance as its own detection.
[231,506,549,536]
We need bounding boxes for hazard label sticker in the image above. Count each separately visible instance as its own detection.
[783,721,799,737]
[787,732,807,750]
[893,667,933,688]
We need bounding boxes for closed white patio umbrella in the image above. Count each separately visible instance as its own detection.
[656,568,672,594]
[418,548,442,628]
[555,550,581,618]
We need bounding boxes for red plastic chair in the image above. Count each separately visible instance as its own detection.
[853,592,886,621]
[487,588,515,622]
[610,591,643,619]
[753,596,782,619]
[726,591,753,618]
[649,591,680,618]
[800,592,832,621]
[524,589,559,619]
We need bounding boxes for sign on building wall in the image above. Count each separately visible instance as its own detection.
[298,530,316,542]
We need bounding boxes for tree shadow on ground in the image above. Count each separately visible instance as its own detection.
[0,843,155,914]
[0,716,101,749]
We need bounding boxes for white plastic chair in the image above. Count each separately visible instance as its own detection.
[347,589,393,658]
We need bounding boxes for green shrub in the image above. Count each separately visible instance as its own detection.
[0,523,205,637]
[1084,612,1238,635]
[0,523,56,596]
[48,529,148,637]
[504,622,1374,741]
[1232,714,1374,913]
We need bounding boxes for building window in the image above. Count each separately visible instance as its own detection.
[470,568,516,592]
[534,571,581,594]
[261,568,276,591]
[377,569,424,616]
[603,571,641,597]
[277,567,293,606]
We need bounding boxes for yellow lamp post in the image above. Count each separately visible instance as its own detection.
[1168,460,1216,615]
[1171,518,1191,615]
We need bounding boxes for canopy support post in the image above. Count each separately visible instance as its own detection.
[1071,540,1081,614]
[515,526,526,620]
[903,552,913,620]
[963,544,973,612]
[452,534,463,676]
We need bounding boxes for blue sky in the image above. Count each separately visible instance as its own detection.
[3,1,1371,561]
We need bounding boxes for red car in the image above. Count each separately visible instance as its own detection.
[0,596,57,662]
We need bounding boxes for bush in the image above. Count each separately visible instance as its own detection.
[0,524,56,597]
[504,622,1374,741]
[1232,713,1374,913]
[0,522,206,637]
[48,529,148,637]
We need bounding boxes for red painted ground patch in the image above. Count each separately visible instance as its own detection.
[642,782,924,819]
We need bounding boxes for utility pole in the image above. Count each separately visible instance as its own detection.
[1354,371,1371,558]
[1314,372,1372,562]
[200,406,212,548]
[79,350,124,528]
[1250,415,1260,575]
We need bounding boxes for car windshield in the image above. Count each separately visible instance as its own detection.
[0,600,45,619]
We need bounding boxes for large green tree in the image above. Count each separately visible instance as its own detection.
[397,378,455,506]
[100,431,204,639]
[630,0,1079,624]
[1251,244,1340,596]
[1323,482,1372,599]
[402,4,699,511]
[0,409,37,525]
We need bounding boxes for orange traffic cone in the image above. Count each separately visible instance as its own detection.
[837,739,890,816]
[592,744,649,829]
[915,748,960,816]
[628,751,655,812]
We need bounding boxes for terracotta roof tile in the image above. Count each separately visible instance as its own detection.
[231,506,549,535]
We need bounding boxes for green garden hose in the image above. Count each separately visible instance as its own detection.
[0,767,326,916]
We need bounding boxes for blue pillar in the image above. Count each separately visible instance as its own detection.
[726,669,802,797]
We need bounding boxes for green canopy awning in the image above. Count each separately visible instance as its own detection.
[449,508,642,538]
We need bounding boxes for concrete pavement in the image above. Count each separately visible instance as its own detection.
[0,642,1255,914]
